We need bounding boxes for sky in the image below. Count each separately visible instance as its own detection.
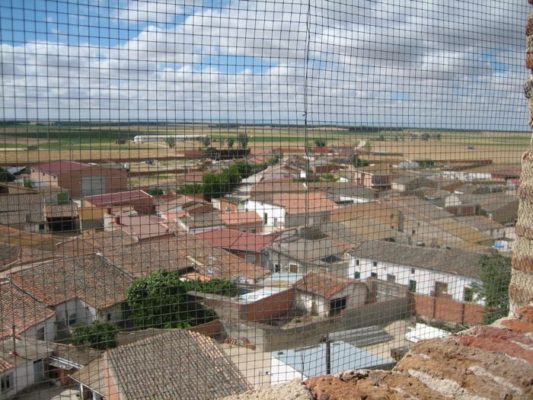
[0,0,529,129]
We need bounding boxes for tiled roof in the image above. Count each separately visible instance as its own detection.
[195,229,276,253]
[34,160,90,175]
[84,189,152,205]
[73,330,251,400]
[219,210,261,226]
[178,211,223,229]
[56,230,137,256]
[0,281,55,338]
[175,233,269,282]
[351,241,483,278]
[0,243,20,266]
[9,254,133,310]
[294,272,366,299]
[251,180,307,194]
[104,236,192,278]
[455,215,505,231]
[115,215,171,240]
[269,192,339,214]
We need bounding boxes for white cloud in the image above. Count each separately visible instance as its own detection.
[0,0,529,129]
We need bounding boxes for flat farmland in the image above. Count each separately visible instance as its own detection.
[0,124,528,165]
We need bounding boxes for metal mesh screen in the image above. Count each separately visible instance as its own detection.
[0,1,526,399]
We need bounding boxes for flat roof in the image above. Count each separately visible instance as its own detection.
[272,341,394,378]
[238,286,285,304]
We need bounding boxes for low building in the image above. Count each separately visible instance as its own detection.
[243,192,338,231]
[30,161,128,198]
[176,211,224,233]
[0,337,53,399]
[219,210,263,232]
[265,227,355,274]
[391,176,436,193]
[0,281,56,341]
[71,329,251,400]
[194,228,276,265]
[9,254,133,337]
[294,272,368,317]
[349,241,483,303]
[84,189,155,215]
[106,214,172,241]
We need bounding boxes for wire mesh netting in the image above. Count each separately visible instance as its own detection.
[0,0,528,399]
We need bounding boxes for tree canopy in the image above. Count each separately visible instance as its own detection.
[473,253,511,324]
[126,271,237,329]
[71,322,118,350]
[237,132,249,149]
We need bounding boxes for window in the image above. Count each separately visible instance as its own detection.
[409,280,417,292]
[463,287,474,302]
[355,260,360,266]
[372,261,378,267]
[354,271,361,279]
[1,373,12,393]
[435,281,448,297]
[387,274,396,283]
[68,313,77,326]
[329,297,347,316]
[36,326,45,341]
[411,268,415,274]
[107,313,112,321]
[289,264,298,273]
[370,272,378,278]
[274,264,280,273]
[263,212,268,224]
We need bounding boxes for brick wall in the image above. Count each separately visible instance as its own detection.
[412,293,484,326]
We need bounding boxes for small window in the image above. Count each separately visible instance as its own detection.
[372,261,377,267]
[411,268,415,274]
[408,280,417,292]
[370,272,378,278]
[36,326,45,341]
[107,313,112,321]
[355,260,360,266]
[274,264,280,273]
[411,229,416,235]
[463,287,474,302]
[263,212,268,224]
[354,271,361,279]
[387,274,396,283]
[68,313,77,326]
[1,373,13,392]
[329,297,347,316]
[289,264,298,273]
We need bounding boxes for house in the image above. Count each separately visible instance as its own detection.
[30,161,128,197]
[349,241,483,303]
[353,165,394,189]
[43,203,79,232]
[84,189,155,215]
[71,329,251,400]
[459,193,519,225]
[0,281,56,341]
[103,236,193,278]
[176,211,224,233]
[391,176,436,192]
[173,233,269,284]
[158,197,214,221]
[294,271,368,317]
[107,214,172,241]
[455,215,506,239]
[0,337,53,399]
[265,227,355,274]
[48,343,102,387]
[194,228,276,265]
[307,182,377,204]
[219,210,262,232]
[243,192,338,231]
[270,341,394,385]
[9,254,133,336]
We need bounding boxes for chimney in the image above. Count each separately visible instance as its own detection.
[115,216,121,225]
[10,324,18,357]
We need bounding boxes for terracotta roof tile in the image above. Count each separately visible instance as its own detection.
[294,271,366,299]
[84,190,152,205]
[34,160,90,175]
[9,254,132,310]
[0,281,55,338]
[195,229,276,253]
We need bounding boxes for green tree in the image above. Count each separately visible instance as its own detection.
[364,141,372,153]
[148,187,164,196]
[226,138,235,148]
[200,136,211,148]
[71,322,118,350]
[350,155,370,168]
[23,178,34,188]
[420,133,430,141]
[0,168,15,182]
[314,138,327,147]
[472,253,512,324]
[127,271,215,329]
[165,137,176,148]
[237,132,249,149]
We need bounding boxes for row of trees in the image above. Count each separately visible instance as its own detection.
[165,133,249,149]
